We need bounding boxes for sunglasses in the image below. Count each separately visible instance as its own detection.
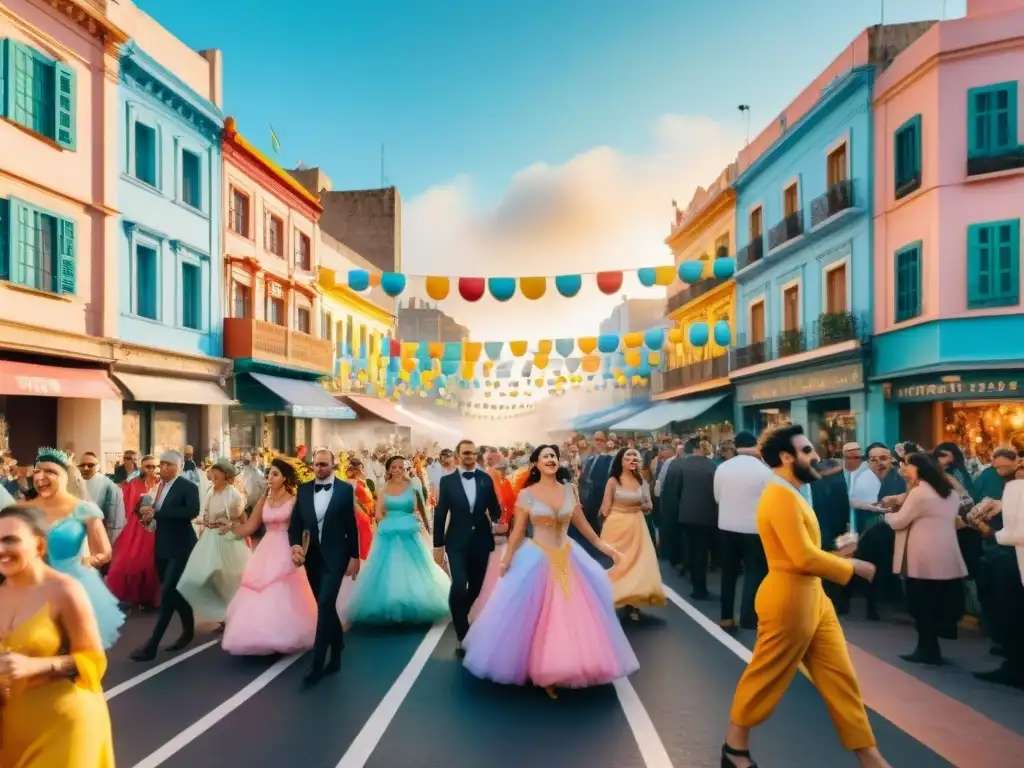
[142,464,157,470]
[798,445,814,455]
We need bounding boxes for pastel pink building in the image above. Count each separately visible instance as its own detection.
[869,0,1024,449]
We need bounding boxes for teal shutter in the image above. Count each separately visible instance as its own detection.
[967,223,986,306]
[56,216,75,294]
[894,243,922,323]
[0,198,8,281]
[0,40,7,117]
[9,199,30,286]
[995,219,1020,305]
[55,62,75,150]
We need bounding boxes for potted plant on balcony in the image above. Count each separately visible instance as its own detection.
[819,312,855,346]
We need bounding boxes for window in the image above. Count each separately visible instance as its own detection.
[0,40,76,150]
[135,244,158,320]
[266,214,284,256]
[133,121,157,187]
[295,232,311,270]
[345,315,355,354]
[0,198,75,294]
[714,233,729,259]
[967,82,1018,158]
[181,262,201,330]
[296,306,311,334]
[825,263,847,314]
[783,284,800,330]
[233,281,250,318]
[229,188,249,236]
[894,115,922,199]
[181,150,201,210]
[749,207,762,239]
[749,301,765,343]
[827,143,848,187]
[967,219,1020,309]
[323,311,333,341]
[895,242,922,323]
[267,295,285,325]
[783,183,799,217]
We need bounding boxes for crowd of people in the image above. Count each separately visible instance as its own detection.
[0,424,1021,767]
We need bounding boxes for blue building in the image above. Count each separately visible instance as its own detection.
[728,66,874,453]
[114,41,232,456]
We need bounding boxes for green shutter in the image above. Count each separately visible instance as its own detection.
[55,62,75,150]
[56,217,75,294]
[0,198,8,281]
[967,82,1020,158]
[0,40,7,117]
[895,243,922,323]
[9,199,30,286]
[996,219,1020,304]
[967,223,985,306]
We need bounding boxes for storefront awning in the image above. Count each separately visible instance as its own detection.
[570,403,630,431]
[611,394,727,431]
[394,405,461,437]
[342,394,414,427]
[114,372,234,406]
[248,373,356,420]
[0,360,119,399]
[575,401,649,432]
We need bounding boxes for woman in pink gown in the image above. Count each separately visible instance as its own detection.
[221,459,317,655]
[106,455,162,609]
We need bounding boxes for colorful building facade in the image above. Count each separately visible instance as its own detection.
[220,117,353,456]
[869,0,1024,454]
[115,40,232,458]
[0,0,127,463]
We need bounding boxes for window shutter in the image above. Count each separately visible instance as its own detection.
[10,200,29,286]
[998,219,1020,304]
[56,216,76,295]
[910,247,921,318]
[55,62,76,150]
[0,40,7,116]
[0,198,9,281]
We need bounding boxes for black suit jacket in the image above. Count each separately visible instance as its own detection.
[810,463,850,549]
[147,477,199,560]
[663,454,719,527]
[289,478,358,575]
[433,468,500,552]
[583,454,613,522]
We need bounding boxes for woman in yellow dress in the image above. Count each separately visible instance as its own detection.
[0,505,114,767]
[722,425,888,768]
[599,447,665,620]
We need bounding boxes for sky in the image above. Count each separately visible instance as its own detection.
[137,0,966,341]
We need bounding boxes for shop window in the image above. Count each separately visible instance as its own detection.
[229,188,249,236]
[133,121,158,187]
[895,242,922,323]
[135,244,159,320]
[0,198,76,295]
[967,82,1018,158]
[0,40,76,149]
[967,219,1020,309]
[894,115,921,199]
[181,261,201,330]
[180,149,202,210]
[233,281,250,318]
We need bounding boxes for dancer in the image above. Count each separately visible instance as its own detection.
[722,425,888,768]
[0,505,115,767]
[29,448,124,649]
[289,449,359,684]
[433,439,503,656]
[130,451,199,662]
[107,455,162,609]
[222,459,317,655]
[600,447,664,619]
[463,444,637,698]
[342,455,450,625]
[177,458,252,624]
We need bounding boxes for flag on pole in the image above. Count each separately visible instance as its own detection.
[270,125,281,155]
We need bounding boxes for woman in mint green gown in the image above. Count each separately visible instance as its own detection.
[342,455,451,625]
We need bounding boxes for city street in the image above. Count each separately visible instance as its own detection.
[105,567,1023,768]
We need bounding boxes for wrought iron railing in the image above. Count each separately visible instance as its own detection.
[729,311,865,370]
[967,147,1024,177]
[654,356,729,394]
[665,277,723,313]
[809,179,854,228]
[736,237,764,270]
[767,211,803,251]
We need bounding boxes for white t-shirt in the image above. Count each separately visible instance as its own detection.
[714,454,776,535]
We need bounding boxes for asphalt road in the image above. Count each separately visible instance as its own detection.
[105,567,956,768]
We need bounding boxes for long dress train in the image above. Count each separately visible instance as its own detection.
[105,478,161,607]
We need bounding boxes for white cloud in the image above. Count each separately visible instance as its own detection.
[401,114,744,342]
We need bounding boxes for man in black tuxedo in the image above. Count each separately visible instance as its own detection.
[290,448,359,684]
[433,438,501,655]
[131,450,199,662]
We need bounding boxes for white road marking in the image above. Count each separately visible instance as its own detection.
[663,585,753,664]
[106,640,220,701]
[131,652,303,768]
[335,620,449,768]
[614,676,675,767]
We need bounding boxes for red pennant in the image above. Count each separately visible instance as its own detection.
[596,271,623,295]
[389,338,401,357]
[458,277,486,302]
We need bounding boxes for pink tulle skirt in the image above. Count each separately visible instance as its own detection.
[469,540,507,624]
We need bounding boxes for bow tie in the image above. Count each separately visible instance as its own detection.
[315,483,332,493]
[462,471,476,480]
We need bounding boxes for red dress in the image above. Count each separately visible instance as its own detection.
[351,479,375,560]
[105,477,162,607]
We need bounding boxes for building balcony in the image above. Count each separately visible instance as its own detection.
[223,318,334,375]
[967,147,1024,177]
[730,311,865,371]
[810,179,854,228]
[665,277,725,314]
[654,355,730,395]
[767,211,803,251]
[736,237,764,271]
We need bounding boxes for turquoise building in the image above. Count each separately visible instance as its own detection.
[729,66,875,455]
[114,41,232,455]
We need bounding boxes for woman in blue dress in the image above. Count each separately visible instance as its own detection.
[28,447,125,648]
[341,455,450,625]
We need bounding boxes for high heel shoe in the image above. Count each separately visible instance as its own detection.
[721,743,756,767]
[544,685,558,699]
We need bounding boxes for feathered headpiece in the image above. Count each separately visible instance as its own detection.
[36,447,71,469]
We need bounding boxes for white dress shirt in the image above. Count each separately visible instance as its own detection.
[654,456,675,497]
[313,477,334,538]
[995,479,1024,584]
[849,469,882,533]
[714,454,776,535]
[154,477,177,511]
[460,468,478,508]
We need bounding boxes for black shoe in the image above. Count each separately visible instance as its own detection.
[130,646,157,662]
[303,667,324,686]
[690,590,711,600]
[324,655,342,676]
[899,649,943,666]
[165,633,193,652]
[974,668,1024,690]
[455,642,466,659]
[721,743,756,767]
[990,645,1008,658]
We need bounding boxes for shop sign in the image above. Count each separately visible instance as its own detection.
[735,363,862,404]
[884,375,1023,402]
[14,376,62,395]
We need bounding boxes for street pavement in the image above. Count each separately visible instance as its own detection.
[104,565,1020,768]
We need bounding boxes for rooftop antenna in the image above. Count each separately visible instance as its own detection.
[738,105,751,145]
